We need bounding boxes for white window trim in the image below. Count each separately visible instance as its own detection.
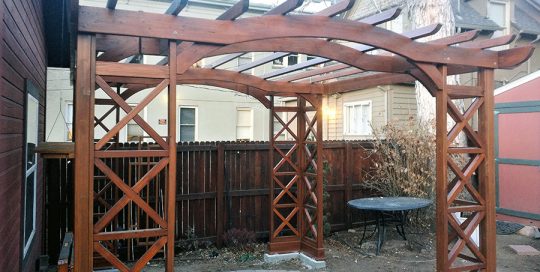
[343,100,372,136]
[178,106,198,142]
[24,94,38,256]
[65,102,73,141]
[272,53,300,68]
[236,107,254,141]
[488,0,511,34]
[120,104,147,142]
[237,53,255,75]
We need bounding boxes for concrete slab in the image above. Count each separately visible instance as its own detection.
[264,252,326,269]
[508,245,540,256]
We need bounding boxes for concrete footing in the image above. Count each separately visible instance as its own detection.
[264,252,326,269]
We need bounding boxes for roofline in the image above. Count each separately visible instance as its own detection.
[494,69,540,96]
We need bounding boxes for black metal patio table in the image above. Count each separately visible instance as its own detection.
[347,197,432,255]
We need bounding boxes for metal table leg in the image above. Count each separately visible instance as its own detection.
[376,212,386,255]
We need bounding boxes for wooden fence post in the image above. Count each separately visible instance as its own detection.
[344,142,353,229]
[216,142,225,247]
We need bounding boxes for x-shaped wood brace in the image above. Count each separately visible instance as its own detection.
[273,175,299,206]
[448,212,486,266]
[447,155,485,206]
[93,158,169,232]
[272,207,300,238]
[447,97,485,147]
[273,112,298,141]
[95,76,169,150]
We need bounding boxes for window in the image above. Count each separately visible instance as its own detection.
[65,103,73,141]
[236,108,253,141]
[24,80,39,256]
[343,101,372,136]
[179,107,197,142]
[125,104,146,142]
[273,53,299,67]
[488,1,509,38]
[237,53,254,74]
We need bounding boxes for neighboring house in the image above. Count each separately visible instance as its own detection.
[494,70,540,227]
[45,0,331,142]
[322,0,540,140]
[0,0,47,271]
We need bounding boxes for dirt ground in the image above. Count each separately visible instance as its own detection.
[141,229,540,272]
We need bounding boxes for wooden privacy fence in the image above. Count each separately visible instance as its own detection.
[44,140,374,262]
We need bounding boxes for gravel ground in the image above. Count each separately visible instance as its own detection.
[139,230,540,271]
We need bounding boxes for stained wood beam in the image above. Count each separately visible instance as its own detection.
[460,34,515,49]
[165,0,188,16]
[158,0,249,67]
[264,0,304,15]
[277,30,482,82]
[216,0,249,20]
[233,5,399,72]
[80,6,506,68]
[324,73,414,94]
[206,0,355,71]
[106,0,117,9]
[300,68,364,83]
[263,24,441,79]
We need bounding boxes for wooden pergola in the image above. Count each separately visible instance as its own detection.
[73,0,533,271]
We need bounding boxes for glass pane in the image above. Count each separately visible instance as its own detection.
[273,57,284,66]
[26,94,38,171]
[127,124,144,141]
[180,108,196,125]
[66,104,73,124]
[180,125,195,141]
[237,109,252,126]
[24,172,35,243]
[237,126,251,141]
[488,2,505,26]
[288,54,298,66]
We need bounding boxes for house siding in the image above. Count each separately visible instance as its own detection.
[388,85,417,122]
[0,0,46,271]
[325,87,387,140]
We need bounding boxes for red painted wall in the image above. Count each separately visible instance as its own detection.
[0,0,47,271]
[495,75,540,227]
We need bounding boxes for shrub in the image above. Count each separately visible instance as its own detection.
[362,119,436,199]
[222,228,256,250]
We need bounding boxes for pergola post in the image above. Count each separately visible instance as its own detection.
[436,65,496,271]
[74,33,96,272]
[478,68,496,271]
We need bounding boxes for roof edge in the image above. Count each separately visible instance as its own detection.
[494,69,540,96]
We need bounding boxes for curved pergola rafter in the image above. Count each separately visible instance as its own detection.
[74,1,535,272]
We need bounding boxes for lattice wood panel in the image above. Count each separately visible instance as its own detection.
[436,67,496,271]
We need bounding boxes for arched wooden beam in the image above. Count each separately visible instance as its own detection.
[175,38,413,74]
[324,73,414,94]
[177,68,324,95]
[80,6,519,68]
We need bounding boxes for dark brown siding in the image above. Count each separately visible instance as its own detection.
[0,0,46,271]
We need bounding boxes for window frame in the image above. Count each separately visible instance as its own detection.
[121,103,148,142]
[178,106,198,142]
[65,102,73,141]
[343,100,372,136]
[237,53,255,75]
[236,107,254,141]
[23,80,39,257]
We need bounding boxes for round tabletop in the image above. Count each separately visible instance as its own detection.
[347,197,432,212]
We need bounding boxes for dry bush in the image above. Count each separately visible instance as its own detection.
[361,119,436,199]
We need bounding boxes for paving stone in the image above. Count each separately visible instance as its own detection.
[508,245,540,256]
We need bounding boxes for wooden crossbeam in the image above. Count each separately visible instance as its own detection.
[264,0,304,15]
[165,0,188,16]
[232,0,381,72]
[265,24,441,79]
[106,0,117,9]
[283,30,479,83]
